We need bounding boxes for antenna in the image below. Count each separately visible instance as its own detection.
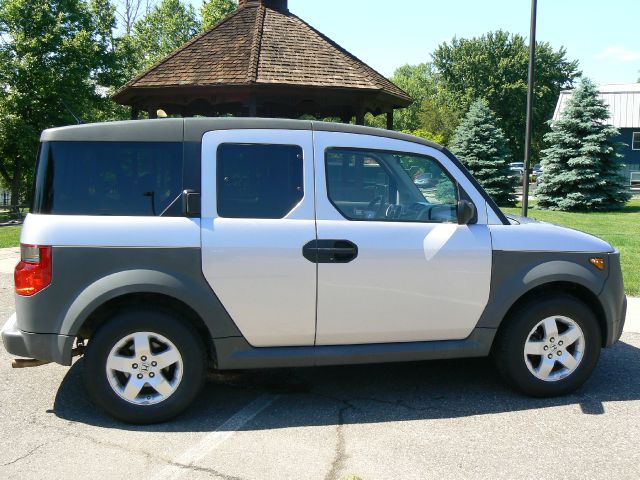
[60,99,84,124]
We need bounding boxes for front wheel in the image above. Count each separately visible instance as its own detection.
[493,295,602,397]
[83,309,206,424]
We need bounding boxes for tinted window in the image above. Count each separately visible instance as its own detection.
[326,148,458,223]
[217,144,303,219]
[33,141,183,216]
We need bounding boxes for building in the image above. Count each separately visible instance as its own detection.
[553,83,640,185]
[112,0,411,128]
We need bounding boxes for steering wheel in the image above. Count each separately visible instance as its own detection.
[367,196,386,219]
[409,202,431,221]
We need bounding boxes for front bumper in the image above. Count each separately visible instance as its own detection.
[1,313,75,365]
[599,251,627,347]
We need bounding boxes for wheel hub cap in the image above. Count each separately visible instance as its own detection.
[523,316,585,382]
[106,331,183,405]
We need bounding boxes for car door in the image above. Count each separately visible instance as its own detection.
[313,131,492,345]
[201,129,317,347]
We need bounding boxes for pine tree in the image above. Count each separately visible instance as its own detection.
[451,99,517,206]
[536,78,630,211]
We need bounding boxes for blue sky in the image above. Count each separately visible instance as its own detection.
[189,0,640,85]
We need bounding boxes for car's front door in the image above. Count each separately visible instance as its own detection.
[313,131,492,345]
[200,129,316,347]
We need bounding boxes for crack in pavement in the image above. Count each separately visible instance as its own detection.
[19,417,249,480]
[0,440,54,467]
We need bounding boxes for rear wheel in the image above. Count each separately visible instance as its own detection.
[83,309,206,424]
[493,295,602,397]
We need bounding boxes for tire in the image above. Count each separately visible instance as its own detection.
[493,294,602,397]
[83,308,206,424]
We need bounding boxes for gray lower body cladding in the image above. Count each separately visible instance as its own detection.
[5,247,625,367]
[9,246,241,365]
[477,250,625,347]
[213,328,496,370]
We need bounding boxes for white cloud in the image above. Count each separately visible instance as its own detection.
[596,47,640,62]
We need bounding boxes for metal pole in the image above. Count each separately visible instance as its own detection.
[522,0,537,217]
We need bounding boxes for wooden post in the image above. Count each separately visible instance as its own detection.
[131,107,139,120]
[386,111,394,130]
[148,105,158,119]
[249,97,257,117]
[355,109,365,126]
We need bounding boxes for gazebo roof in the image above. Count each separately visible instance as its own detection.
[112,0,411,119]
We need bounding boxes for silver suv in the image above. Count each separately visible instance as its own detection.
[2,119,626,423]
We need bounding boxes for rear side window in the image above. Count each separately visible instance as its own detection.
[33,142,183,216]
[217,143,303,219]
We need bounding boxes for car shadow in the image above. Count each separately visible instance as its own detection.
[53,337,640,432]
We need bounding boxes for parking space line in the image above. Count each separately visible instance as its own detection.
[148,394,278,480]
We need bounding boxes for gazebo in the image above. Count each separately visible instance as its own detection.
[112,0,411,128]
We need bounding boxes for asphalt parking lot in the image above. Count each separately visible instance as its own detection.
[1,254,640,480]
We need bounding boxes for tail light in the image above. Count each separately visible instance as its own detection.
[15,244,52,296]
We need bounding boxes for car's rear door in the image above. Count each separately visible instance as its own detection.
[200,129,316,347]
[312,131,492,345]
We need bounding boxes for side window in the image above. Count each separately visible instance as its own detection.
[217,143,303,219]
[33,141,183,216]
[325,148,459,223]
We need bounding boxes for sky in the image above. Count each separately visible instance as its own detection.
[189,0,640,85]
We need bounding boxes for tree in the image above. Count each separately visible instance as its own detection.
[201,0,236,30]
[0,0,121,205]
[433,30,580,163]
[450,99,517,206]
[115,0,155,35]
[133,0,200,70]
[388,63,462,144]
[535,78,630,211]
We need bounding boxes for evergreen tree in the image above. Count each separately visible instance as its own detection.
[451,99,517,206]
[536,78,630,211]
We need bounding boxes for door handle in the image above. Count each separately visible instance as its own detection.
[302,240,358,264]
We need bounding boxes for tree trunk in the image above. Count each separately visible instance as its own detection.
[10,176,20,207]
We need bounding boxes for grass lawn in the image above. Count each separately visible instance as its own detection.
[503,199,640,297]
[0,226,21,248]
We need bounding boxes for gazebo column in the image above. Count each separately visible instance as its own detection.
[147,105,158,119]
[386,111,394,130]
[131,107,140,120]
[355,109,365,126]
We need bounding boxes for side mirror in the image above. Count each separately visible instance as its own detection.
[457,199,476,225]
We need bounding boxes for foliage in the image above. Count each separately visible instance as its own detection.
[0,0,121,205]
[389,63,462,144]
[433,30,580,163]
[401,129,445,145]
[201,0,236,30]
[535,79,631,211]
[450,99,517,206]
[132,0,200,70]
[504,198,640,296]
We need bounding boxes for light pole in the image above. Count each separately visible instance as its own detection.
[522,0,537,217]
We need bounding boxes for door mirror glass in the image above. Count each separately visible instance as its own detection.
[457,199,476,225]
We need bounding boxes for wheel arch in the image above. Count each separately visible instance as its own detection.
[494,281,608,348]
[61,268,241,364]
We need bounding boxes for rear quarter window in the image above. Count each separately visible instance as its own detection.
[32,141,183,216]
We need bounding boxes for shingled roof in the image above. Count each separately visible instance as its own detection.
[113,0,411,122]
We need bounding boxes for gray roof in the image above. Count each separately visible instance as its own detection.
[553,83,640,129]
[40,118,443,150]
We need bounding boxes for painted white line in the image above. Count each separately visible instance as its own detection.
[148,394,278,480]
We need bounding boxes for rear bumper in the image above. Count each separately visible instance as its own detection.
[1,313,74,366]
